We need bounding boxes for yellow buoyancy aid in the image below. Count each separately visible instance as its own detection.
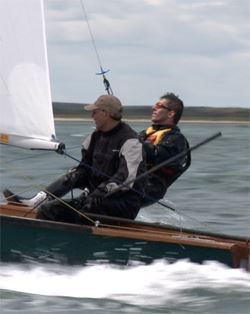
[145,127,172,145]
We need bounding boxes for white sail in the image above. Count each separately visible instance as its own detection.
[0,0,61,151]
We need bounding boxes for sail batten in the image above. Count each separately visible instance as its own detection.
[0,0,60,151]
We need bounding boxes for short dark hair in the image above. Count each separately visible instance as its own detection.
[160,92,184,124]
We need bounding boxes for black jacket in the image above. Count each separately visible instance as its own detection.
[139,125,191,205]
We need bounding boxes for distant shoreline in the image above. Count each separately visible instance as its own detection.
[54,117,250,124]
[53,102,250,123]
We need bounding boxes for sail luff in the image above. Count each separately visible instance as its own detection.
[40,0,55,135]
[0,0,61,151]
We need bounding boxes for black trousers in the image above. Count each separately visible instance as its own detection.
[37,169,142,222]
[43,168,87,198]
[141,175,167,207]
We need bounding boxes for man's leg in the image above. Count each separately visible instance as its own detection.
[82,191,142,220]
[5,168,87,207]
[36,198,82,223]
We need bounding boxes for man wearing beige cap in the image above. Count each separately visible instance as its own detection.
[6,95,146,222]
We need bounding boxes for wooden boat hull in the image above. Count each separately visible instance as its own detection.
[0,204,249,269]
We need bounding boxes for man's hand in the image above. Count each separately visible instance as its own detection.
[90,186,107,208]
[82,184,107,210]
[80,182,119,211]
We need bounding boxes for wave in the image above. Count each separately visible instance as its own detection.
[1,259,249,306]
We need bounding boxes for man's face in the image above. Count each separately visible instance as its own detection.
[91,108,109,131]
[151,98,174,124]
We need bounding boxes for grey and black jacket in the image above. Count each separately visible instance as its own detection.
[41,122,147,220]
[79,122,146,196]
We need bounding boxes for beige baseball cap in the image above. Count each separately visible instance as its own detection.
[84,95,122,114]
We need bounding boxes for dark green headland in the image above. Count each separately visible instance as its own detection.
[53,102,250,122]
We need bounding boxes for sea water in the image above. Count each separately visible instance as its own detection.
[0,121,249,313]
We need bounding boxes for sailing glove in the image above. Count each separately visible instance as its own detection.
[82,185,107,210]
[90,187,107,208]
[82,182,119,210]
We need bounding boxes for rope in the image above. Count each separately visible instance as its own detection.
[2,187,184,236]
[106,132,222,198]
[4,145,79,164]
[79,0,113,94]
[2,189,217,241]
[1,133,222,232]
[40,189,180,236]
[43,189,96,225]
[2,186,214,233]
[62,150,176,212]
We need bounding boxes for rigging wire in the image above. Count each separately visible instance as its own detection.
[4,145,79,164]
[79,0,113,95]
[1,152,216,232]
[63,150,175,212]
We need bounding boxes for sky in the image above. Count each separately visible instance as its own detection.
[44,0,250,108]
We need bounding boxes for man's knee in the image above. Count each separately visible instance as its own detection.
[36,199,82,224]
[36,200,61,220]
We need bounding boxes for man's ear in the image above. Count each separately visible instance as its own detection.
[168,110,175,120]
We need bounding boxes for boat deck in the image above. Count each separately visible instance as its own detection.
[1,203,249,269]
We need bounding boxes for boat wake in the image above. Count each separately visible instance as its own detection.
[0,259,249,309]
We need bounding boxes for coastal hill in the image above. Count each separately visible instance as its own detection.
[53,102,250,122]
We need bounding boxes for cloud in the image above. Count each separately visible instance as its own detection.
[44,0,250,107]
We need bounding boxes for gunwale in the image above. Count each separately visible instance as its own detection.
[1,203,249,253]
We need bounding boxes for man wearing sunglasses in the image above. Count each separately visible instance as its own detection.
[139,93,191,206]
